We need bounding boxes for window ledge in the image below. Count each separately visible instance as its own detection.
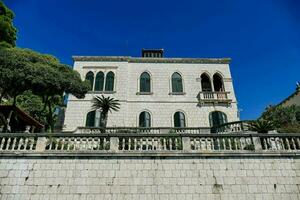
[136,92,153,95]
[169,92,186,95]
[88,91,116,94]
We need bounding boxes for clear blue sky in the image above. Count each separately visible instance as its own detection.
[4,0,300,120]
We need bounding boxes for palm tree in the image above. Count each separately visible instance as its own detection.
[91,95,120,128]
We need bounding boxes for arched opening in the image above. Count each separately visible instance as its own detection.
[105,71,115,91]
[209,111,228,127]
[140,72,151,92]
[85,71,94,91]
[174,111,186,127]
[171,72,183,93]
[85,110,96,127]
[213,73,224,92]
[85,110,101,127]
[201,73,212,92]
[94,72,104,91]
[139,111,151,127]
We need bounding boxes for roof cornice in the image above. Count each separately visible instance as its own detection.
[72,56,231,64]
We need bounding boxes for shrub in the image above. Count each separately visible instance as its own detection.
[248,120,274,133]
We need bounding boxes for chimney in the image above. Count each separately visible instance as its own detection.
[142,49,164,58]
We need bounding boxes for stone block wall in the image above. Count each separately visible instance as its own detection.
[64,60,239,131]
[0,157,299,200]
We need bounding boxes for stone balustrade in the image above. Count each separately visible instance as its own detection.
[198,91,232,104]
[75,127,211,134]
[0,132,300,157]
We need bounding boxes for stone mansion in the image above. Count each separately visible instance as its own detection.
[63,49,239,132]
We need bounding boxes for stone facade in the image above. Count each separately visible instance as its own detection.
[64,56,239,132]
[0,157,299,200]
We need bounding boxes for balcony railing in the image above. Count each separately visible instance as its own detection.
[198,91,231,104]
[211,121,254,133]
[1,132,299,157]
[74,127,211,134]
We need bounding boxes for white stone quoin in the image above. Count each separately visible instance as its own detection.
[63,50,239,132]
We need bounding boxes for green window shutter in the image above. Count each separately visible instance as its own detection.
[85,71,94,91]
[172,73,183,93]
[85,110,96,127]
[210,111,227,127]
[139,111,151,127]
[140,72,151,92]
[174,112,185,127]
[95,72,104,91]
[105,72,115,91]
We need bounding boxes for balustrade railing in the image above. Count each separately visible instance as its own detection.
[0,135,37,151]
[1,132,300,156]
[211,121,254,133]
[199,91,231,102]
[75,127,211,134]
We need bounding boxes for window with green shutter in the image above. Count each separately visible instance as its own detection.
[140,72,151,92]
[85,110,96,127]
[105,71,115,91]
[171,72,183,93]
[139,111,151,127]
[95,72,104,91]
[85,71,94,91]
[209,111,228,127]
[174,111,186,127]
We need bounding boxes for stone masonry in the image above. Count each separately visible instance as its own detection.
[64,57,239,131]
[0,157,299,200]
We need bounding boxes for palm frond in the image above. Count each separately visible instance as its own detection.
[248,120,274,133]
[91,95,120,113]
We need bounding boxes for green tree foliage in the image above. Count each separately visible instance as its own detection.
[260,105,300,133]
[0,1,17,47]
[91,95,120,128]
[0,48,90,132]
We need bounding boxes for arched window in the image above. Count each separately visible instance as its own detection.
[85,110,101,127]
[85,71,94,90]
[174,111,186,127]
[86,110,96,127]
[171,72,183,93]
[209,111,228,127]
[213,73,224,92]
[139,111,151,127]
[201,73,212,92]
[94,72,104,91]
[105,71,115,91]
[140,72,151,92]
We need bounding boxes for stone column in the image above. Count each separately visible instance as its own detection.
[110,137,119,152]
[35,137,47,152]
[252,135,262,150]
[182,137,191,152]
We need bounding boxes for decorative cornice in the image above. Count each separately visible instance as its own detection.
[73,56,231,64]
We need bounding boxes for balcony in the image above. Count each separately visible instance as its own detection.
[198,91,232,105]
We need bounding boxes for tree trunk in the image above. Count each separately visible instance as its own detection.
[47,100,54,133]
[12,95,17,106]
[100,112,108,128]
[6,110,13,132]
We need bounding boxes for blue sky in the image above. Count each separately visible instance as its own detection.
[4,0,300,120]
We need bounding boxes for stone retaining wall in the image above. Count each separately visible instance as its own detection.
[0,157,299,200]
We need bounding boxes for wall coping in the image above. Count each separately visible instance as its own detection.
[72,56,231,64]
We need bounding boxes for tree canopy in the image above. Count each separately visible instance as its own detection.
[260,104,300,133]
[0,47,90,132]
[0,1,17,47]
